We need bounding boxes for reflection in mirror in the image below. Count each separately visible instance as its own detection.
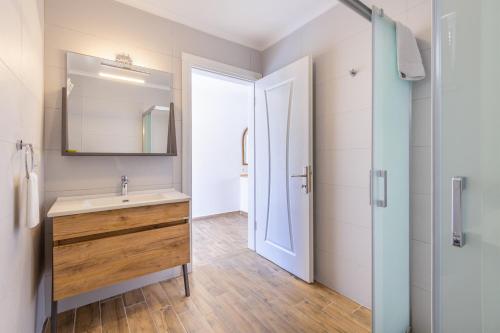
[142,105,170,153]
[64,52,176,155]
[242,127,248,166]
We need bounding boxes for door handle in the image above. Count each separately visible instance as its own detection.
[451,176,466,247]
[370,170,387,208]
[291,166,311,193]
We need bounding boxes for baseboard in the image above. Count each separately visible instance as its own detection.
[192,210,242,221]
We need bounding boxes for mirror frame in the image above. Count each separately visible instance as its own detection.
[61,87,177,156]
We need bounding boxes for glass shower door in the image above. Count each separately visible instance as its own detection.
[435,0,500,332]
[372,8,411,333]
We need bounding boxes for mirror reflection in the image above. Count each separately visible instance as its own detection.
[65,52,176,155]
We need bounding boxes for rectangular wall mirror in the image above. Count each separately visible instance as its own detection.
[62,52,177,156]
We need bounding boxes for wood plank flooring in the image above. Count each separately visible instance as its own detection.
[46,212,371,332]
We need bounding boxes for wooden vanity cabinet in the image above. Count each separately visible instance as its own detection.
[50,201,190,332]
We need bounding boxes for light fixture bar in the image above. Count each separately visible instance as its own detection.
[98,72,145,84]
[100,62,151,75]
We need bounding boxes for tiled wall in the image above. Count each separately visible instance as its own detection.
[44,0,261,313]
[263,4,373,308]
[262,0,432,331]
[0,0,45,332]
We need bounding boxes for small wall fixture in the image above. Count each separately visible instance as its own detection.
[349,68,359,77]
[115,53,133,67]
[100,53,151,75]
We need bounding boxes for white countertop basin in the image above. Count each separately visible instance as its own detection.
[47,188,190,217]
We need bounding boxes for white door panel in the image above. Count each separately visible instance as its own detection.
[255,56,313,282]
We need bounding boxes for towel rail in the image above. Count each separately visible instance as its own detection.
[16,140,34,179]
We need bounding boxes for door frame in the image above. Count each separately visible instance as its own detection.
[181,53,262,254]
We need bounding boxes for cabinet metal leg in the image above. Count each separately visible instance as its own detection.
[182,264,190,297]
[51,300,57,333]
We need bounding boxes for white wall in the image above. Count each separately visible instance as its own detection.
[240,176,248,213]
[44,0,261,315]
[0,0,45,332]
[262,1,432,331]
[192,70,252,218]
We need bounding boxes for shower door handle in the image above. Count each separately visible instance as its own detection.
[376,170,387,208]
[370,170,387,208]
[451,176,466,247]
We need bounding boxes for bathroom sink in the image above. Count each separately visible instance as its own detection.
[47,189,190,217]
[84,192,166,208]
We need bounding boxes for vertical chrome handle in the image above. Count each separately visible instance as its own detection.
[376,170,388,208]
[370,170,387,207]
[451,176,466,247]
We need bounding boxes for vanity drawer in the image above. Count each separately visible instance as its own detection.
[53,201,189,242]
[53,223,190,300]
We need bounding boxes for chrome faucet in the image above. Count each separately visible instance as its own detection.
[121,176,128,196]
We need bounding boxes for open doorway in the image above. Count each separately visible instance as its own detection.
[183,54,316,282]
[181,53,370,332]
[190,68,254,266]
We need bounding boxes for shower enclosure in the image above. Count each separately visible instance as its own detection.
[433,0,500,332]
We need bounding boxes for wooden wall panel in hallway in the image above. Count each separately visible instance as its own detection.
[45,213,371,332]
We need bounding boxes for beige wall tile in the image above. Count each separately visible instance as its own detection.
[21,0,44,101]
[406,0,432,51]
[411,286,432,333]
[413,48,432,100]
[0,62,23,144]
[0,0,44,331]
[316,109,371,151]
[411,240,432,291]
[0,0,22,75]
[412,146,432,195]
[411,193,432,244]
[44,65,64,109]
[44,107,61,151]
[412,97,432,147]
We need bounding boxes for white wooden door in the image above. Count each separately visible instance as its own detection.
[254,56,313,282]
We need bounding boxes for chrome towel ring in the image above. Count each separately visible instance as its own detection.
[16,140,34,179]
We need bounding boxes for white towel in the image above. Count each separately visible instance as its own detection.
[396,22,426,81]
[26,172,40,228]
[19,176,27,227]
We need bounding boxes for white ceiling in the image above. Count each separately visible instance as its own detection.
[114,0,339,51]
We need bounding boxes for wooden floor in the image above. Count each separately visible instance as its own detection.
[47,212,371,333]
